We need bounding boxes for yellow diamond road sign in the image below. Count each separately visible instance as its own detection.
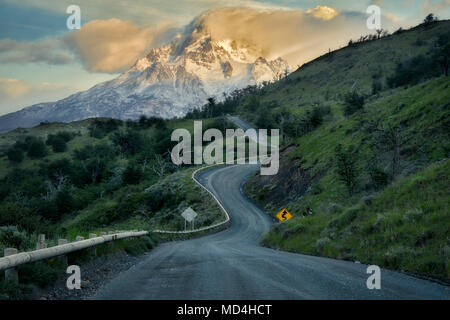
[276,208,293,222]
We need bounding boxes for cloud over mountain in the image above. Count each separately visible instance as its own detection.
[193,7,378,67]
[64,19,176,73]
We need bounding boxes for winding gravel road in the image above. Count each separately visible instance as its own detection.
[92,164,449,299]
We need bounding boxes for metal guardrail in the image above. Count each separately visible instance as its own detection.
[153,164,231,234]
[153,156,262,234]
[0,231,148,271]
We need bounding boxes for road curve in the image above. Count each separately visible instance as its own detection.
[93,164,449,300]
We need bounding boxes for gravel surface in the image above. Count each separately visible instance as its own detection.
[92,165,449,300]
[36,251,150,300]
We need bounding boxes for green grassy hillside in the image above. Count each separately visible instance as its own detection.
[0,116,234,297]
[0,116,231,251]
[238,20,450,280]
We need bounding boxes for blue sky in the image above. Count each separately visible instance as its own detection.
[0,0,449,115]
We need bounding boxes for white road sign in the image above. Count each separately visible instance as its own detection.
[181,207,198,222]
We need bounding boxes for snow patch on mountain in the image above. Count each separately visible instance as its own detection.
[0,16,289,133]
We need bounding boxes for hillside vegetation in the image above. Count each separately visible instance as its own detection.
[0,17,448,296]
[0,118,232,249]
[0,115,235,296]
[237,19,450,280]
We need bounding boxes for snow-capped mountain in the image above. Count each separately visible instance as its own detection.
[0,17,289,132]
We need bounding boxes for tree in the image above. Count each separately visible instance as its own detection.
[423,13,438,25]
[335,144,358,196]
[434,34,450,76]
[6,147,24,164]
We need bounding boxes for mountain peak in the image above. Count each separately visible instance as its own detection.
[0,16,290,132]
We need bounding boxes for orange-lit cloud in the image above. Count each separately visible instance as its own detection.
[194,7,381,68]
[64,19,175,73]
[306,5,340,21]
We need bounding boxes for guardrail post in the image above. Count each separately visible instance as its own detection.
[4,248,19,284]
[57,239,69,267]
[75,236,84,241]
[36,234,47,250]
[89,234,97,256]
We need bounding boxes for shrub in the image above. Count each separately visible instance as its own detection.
[402,208,424,223]
[370,214,386,233]
[0,227,32,250]
[0,203,40,233]
[369,167,389,190]
[26,137,47,158]
[151,125,174,155]
[122,164,142,185]
[384,245,414,268]
[372,79,383,95]
[328,205,360,229]
[46,131,75,153]
[88,119,122,139]
[73,143,115,161]
[387,55,440,88]
[0,280,31,300]
[55,187,75,215]
[18,261,59,288]
[315,237,331,251]
[344,91,365,116]
[6,147,24,163]
[111,129,143,155]
[124,238,149,256]
[335,144,358,196]
[48,136,67,152]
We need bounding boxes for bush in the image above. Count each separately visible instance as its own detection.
[48,136,67,152]
[0,203,40,233]
[384,245,414,268]
[73,143,115,161]
[122,164,142,185]
[0,227,32,250]
[55,187,75,215]
[6,147,24,163]
[315,237,331,251]
[152,126,173,155]
[26,137,48,158]
[402,208,424,223]
[124,238,152,256]
[328,206,360,229]
[88,119,122,139]
[46,131,75,152]
[372,79,383,95]
[369,167,388,190]
[18,261,59,288]
[0,280,31,300]
[387,55,440,88]
[344,91,365,116]
[111,129,143,155]
[335,144,359,195]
